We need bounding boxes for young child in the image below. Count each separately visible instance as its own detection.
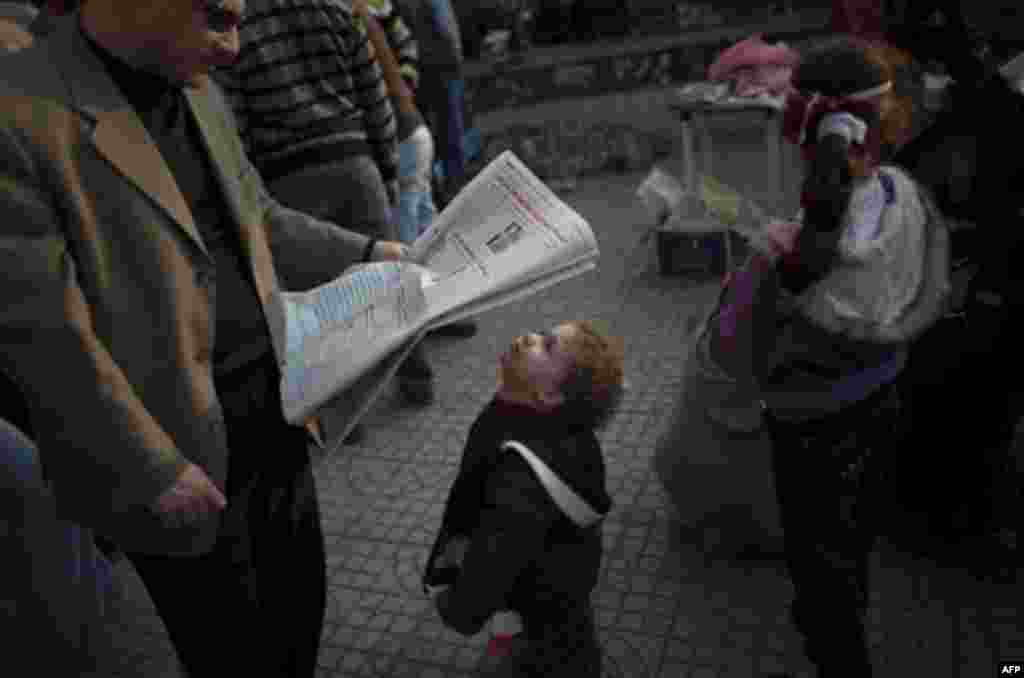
[424,320,624,676]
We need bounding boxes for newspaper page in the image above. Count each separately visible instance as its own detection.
[409,151,599,325]
[315,257,596,455]
[272,151,601,439]
[271,261,431,425]
[316,329,426,459]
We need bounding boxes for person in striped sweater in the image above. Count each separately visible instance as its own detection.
[217,0,436,419]
[216,0,399,213]
[358,0,479,339]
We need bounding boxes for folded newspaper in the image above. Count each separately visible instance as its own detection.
[266,151,600,449]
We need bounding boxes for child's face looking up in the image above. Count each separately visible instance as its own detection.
[497,323,579,409]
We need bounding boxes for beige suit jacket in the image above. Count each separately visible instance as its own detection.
[0,16,372,555]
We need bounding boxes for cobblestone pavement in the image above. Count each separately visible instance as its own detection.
[89,155,1022,677]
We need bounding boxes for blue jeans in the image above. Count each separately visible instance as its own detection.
[0,418,114,671]
[398,125,439,243]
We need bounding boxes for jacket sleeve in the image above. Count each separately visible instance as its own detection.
[255,160,374,291]
[206,77,374,292]
[0,122,188,513]
[435,453,559,636]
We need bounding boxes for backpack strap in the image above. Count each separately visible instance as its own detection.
[501,441,603,528]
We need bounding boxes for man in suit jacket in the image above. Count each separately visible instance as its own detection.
[0,1,406,675]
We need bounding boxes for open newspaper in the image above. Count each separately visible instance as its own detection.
[265,151,600,449]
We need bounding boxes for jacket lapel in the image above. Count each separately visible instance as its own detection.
[185,80,325,445]
[184,83,278,312]
[49,16,208,257]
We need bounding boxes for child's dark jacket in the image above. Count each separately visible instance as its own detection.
[425,398,612,636]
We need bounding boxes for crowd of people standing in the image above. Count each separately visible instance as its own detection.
[1,2,1022,678]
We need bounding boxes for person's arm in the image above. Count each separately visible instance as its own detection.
[347,13,399,186]
[709,220,800,378]
[434,453,559,636]
[202,71,407,294]
[352,1,418,116]
[366,0,419,91]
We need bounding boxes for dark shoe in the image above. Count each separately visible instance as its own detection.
[94,535,124,563]
[399,375,435,406]
[342,423,365,445]
[429,319,478,338]
[397,344,433,378]
[397,345,435,405]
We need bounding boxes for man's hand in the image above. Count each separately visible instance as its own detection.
[372,240,410,261]
[0,19,34,53]
[152,463,227,527]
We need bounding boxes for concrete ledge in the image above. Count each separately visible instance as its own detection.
[469,89,680,182]
[465,9,830,114]
[464,11,831,183]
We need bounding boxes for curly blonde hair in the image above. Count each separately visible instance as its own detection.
[559,320,625,428]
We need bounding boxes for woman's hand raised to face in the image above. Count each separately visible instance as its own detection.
[763,220,803,262]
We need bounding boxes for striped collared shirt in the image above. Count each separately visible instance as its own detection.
[216,0,398,183]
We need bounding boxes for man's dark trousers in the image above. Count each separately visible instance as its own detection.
[127,352,326,677]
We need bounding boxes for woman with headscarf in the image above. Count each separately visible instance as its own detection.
[705,38,950,676]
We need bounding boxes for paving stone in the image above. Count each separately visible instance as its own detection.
[331,626,361,648]
[74,133,1024,678]
[317,644,346,669]
[430,644,457,664]
[339,650,368,673]
[659,662,691,678]
[665,638,694,660]
[446,646,475,671]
